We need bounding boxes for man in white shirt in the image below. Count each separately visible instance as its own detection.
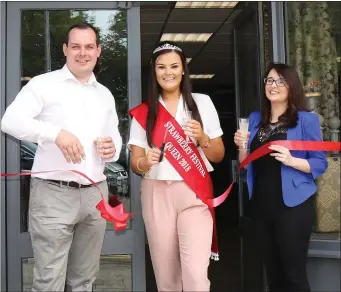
[1,23,122,291]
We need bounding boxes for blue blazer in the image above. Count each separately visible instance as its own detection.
[246,111,328,207]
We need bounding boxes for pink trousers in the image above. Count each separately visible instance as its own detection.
[141,179,213,292]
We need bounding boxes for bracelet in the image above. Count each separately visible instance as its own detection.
[200,135,211,148]
[136,157,151,174]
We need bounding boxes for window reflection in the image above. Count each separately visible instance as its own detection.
[21,11,46,77]
[20,9,129,232]
[94,255,132,292]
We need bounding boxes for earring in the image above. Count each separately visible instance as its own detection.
[182,72,184,75]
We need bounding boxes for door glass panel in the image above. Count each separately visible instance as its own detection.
[20,9,130,232]
[22,255,132,291]
[95,255,132,291]
[20,10,45,232]
[235,8,260,218]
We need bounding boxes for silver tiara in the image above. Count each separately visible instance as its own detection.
[153,43,182,54]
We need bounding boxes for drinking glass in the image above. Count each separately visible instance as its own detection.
[181,110,193,143]
[238,118,249,149]
[96,137,106,165]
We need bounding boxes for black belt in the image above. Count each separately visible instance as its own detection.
[45,179,93,189]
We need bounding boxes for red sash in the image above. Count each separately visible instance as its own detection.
[129,102,219,259]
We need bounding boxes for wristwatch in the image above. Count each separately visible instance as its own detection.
[202,136,211,148]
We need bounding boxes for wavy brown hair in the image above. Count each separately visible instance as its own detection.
[146,41,203,147]
[260,63,309,128]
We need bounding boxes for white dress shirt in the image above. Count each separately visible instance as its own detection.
[128,94,223,180]
[1,65,122,184]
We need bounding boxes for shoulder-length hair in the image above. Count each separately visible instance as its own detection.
[146,41,203,147]
[260,63,309,128]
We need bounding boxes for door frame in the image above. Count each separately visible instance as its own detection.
[233,2,264,292]
[0,2,6,292]
[233,2,262,120]
[4,2,144,291]
[270,1,286,63]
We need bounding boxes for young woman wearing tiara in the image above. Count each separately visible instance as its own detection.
[128,41,225,291]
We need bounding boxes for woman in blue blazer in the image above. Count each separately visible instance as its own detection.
[234,63,328,292]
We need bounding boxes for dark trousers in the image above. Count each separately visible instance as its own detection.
[251,196,314,292]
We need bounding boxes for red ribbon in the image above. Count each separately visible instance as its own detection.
[209,140,341,208]
[4,141,337,230]
[1,170,134,231]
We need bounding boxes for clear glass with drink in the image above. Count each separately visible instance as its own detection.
[238,118,249,149]
[181,110,193,143]
[96,137,106,165]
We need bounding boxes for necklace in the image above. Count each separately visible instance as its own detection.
[258,121,287,143]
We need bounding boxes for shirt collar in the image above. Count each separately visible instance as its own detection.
[60,64,97,85]
[158,94,186,122]
[158,94,183,107]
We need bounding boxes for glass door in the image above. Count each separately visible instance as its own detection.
[233,2,266,292]
[5,2,144,291]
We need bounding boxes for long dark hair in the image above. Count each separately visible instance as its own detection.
[260,63,309,128]
[146,41,203,147]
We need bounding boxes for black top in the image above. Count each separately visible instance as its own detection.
[250,121,288,217]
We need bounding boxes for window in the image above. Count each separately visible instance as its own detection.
[286,2,340,239]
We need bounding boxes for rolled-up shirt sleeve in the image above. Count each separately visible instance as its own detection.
[1,78,61,144]
[107,99,122,162]
[202,96,223,139]
[127,117,147,150]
